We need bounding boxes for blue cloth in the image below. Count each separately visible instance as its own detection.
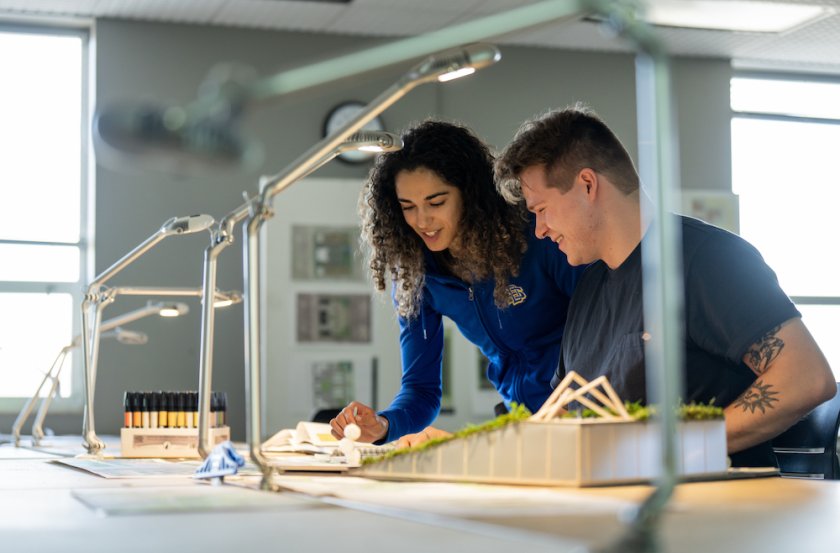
[194,441,245,481]
[378,219,584,442]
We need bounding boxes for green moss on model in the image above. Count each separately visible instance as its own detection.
[360,403,531,466]
[560,400,723,421]
[359,401,722,467]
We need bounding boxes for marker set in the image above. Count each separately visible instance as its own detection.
[122,390,227,429]
[120,390,230,459]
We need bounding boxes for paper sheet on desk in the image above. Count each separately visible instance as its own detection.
[54,458,205,478]
[53,458,262,479]
[72,486,320,516]
[269,474,638,517]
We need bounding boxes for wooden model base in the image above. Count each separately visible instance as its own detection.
[120,427,230,458]
[355,419,727,487]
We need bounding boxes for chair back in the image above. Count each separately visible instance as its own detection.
[310,408,342,424]
[772,382,840,479]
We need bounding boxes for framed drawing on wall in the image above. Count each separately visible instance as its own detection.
[291,225,364,281]
[296,293,371,343]
[311,359,354,410]
[681,190,740,234]
[283,354,377,419]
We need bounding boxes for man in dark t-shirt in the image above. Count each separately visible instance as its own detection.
[496,104,836,467]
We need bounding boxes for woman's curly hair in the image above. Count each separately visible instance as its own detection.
[359,120,527,319]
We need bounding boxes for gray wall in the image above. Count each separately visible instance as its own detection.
[0,18,732,439]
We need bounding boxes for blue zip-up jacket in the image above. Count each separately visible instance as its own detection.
[378,219,584,442]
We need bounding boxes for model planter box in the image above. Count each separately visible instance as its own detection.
[355,418,727,486]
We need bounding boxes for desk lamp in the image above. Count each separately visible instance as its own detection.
[81,213,214,453]
[11,301,187,447]
[80,286,239,453]
[196,130,401,458]
[239,43,500,480]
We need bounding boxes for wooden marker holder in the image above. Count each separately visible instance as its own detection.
[120,427,230,458]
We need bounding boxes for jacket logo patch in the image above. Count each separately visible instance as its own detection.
[507,285,526,306]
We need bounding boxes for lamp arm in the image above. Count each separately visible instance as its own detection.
[294,132,401,179]
[11,347,72,446]
[259,82,409,203]
[97,304,163,333]
[217,200,255,241]
[197,245,221,459]
[246,0,585,102]
[198,207,251,458]
[88,232,167,291]
[241,70,413,481]
[81,299,107,452]
[107,286,236,305]
[31,369,63,445]
[109,286,203,298]
[197,205,249,459]
[86,214,214,292]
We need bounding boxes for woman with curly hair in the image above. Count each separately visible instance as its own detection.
[330,120,584,444]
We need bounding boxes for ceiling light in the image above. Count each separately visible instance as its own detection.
[643,0,833,33]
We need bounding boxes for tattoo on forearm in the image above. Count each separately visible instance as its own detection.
[745,325,784,375]
[733,380,780,414]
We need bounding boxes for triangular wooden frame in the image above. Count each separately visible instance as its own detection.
[530,371,632,422]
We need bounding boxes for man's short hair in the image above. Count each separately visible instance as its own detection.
[495,103,640,203]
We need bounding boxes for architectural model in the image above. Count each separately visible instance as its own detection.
[355,372,728,486]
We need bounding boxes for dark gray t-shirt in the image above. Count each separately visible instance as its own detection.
[557,216,800,466]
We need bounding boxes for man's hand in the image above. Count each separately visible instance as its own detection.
[395,426,452,449]
[330,401,388,443]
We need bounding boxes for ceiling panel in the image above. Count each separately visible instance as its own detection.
[352,0,486,13]
[326,4,464,35]
[93,0,226,24]
[0,0,96,15]
[211,0,346,32]
[2,0,840,73]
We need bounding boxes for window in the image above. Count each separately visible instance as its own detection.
[731,75,840,380]
[0,27,90,411]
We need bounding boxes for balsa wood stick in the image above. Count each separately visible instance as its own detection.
[531,370,577,420]
[544,376,618,420]
[567,372,620,414]
[601,379,632,420]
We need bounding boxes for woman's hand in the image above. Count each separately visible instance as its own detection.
[395,426,452,449]
[330,401,389,443]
